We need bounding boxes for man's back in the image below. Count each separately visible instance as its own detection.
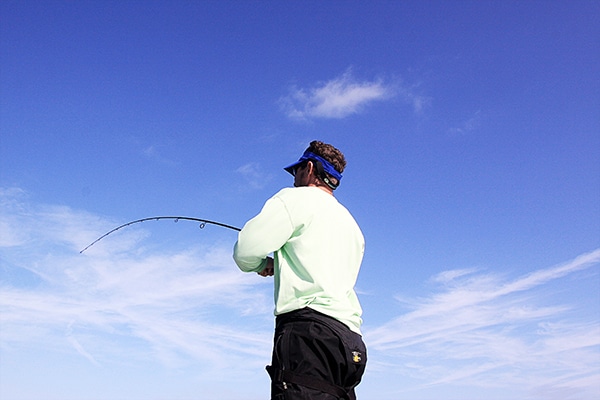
[234,186,364,333]
[272,186,364,333]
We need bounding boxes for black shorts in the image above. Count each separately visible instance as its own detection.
[267,308,367,400]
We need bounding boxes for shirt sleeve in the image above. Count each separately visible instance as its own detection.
[233,195,294,272]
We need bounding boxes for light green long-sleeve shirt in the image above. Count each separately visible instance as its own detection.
[233,186,365,334]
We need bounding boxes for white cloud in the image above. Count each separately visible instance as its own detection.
[236,162,272,189]
[430,267,479,283]
[280,69,395,120]
[2,188,599,399]
[364,249,600,399]
[396,81,432,115]
[0,189,273,380]
[141,144,179,166]
[448,110,482,135]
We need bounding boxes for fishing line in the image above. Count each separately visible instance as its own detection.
[80,216,241,254]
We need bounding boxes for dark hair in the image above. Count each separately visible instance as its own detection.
[306,140,346,186]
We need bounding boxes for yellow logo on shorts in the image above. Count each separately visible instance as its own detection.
[352,351,362,363]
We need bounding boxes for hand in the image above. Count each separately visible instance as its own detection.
[258,257,274,277]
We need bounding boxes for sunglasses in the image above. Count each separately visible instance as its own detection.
[291,161,309,176]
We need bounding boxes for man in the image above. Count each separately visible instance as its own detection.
[233,140,367,399]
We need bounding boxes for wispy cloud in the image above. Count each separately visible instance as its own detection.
[142,145,179,166]
[448,110,482,136]
[2,188,598,399]
[236,162,272,190]
[280,69,396,120]
[0,188,273,378]
[365,250,600,399]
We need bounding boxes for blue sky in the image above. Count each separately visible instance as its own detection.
[1,1,599,399]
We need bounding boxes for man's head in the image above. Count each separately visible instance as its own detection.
[284,141,346,191]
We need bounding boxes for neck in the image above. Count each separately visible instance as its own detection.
[307,182,334,196]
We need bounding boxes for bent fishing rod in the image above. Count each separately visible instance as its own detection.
[80,216,241,254]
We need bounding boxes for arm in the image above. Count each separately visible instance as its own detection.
[233,195,293,273]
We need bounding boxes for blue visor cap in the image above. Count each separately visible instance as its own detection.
[284,151,343,182]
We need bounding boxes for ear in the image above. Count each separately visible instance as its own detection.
[306,160,315,176]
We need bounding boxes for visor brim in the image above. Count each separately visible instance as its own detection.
[284,160,303,175]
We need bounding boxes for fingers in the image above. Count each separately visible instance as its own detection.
[258,267,274,277]
[257,256,275,277]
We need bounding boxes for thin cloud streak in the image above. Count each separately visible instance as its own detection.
[2,189,598,399]
[236,162,272,190]
[365,249,600,398]
[0,189,273,376]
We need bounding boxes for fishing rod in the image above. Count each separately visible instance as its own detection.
[80,216,241,254]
